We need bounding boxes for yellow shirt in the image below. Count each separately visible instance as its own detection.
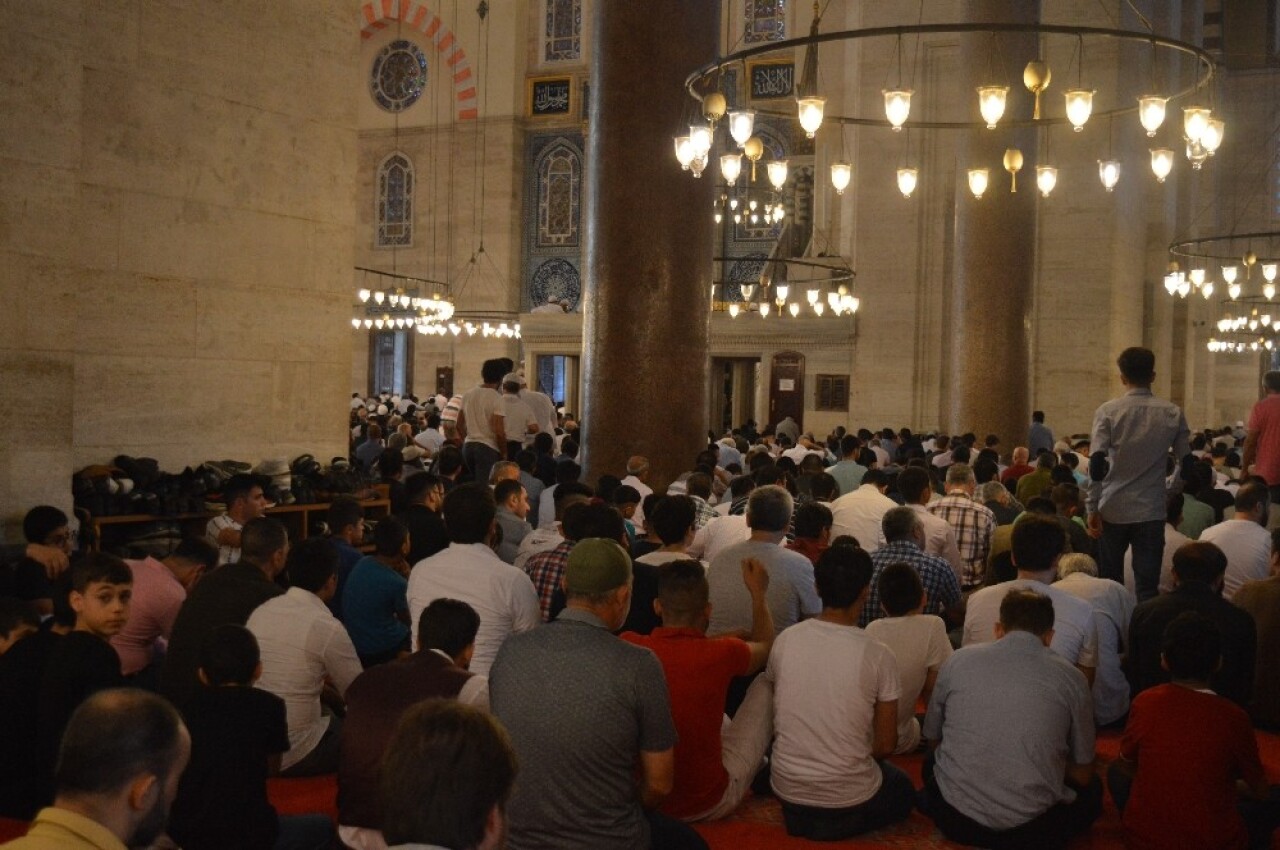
[1,808,127,850]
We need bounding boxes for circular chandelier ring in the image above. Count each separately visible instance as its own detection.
[1168,232,1280,264]
[686,23,1215,131]
[713,256,857,288]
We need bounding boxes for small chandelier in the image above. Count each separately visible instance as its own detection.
[1098,160,1121,192]
[830,161,852,195]
[728,110,755,147]
[1036,165,1058,198]
[967,168,989,199]
[797,96,826,138]
[1150,148,1174,183]
[1138,95,1167,137]
[1064,89,1094,131]
[767,159,789,190]
[883,89,912,131]
[897,167,918,199]
[977,86,1009,129]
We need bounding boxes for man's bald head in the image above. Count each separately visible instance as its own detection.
[1012,446,1029,465]
[626,456,650,478]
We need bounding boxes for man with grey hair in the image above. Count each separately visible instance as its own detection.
[708,486,822,637]
[622,456,654,527]
[860,507,963,628]
[977,481,1020,526]
[1054,553,1136,726]
[929,463,997,591]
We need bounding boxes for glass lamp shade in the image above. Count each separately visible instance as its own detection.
[1266,283,1277,300]
[883,89,912,131]
[830,160,852,195]
[1150,148,1174,183]
[776,285,789,302]
[362,318,373,329]
[1229,283,1242,300]
[728,110,756,147]
[814,301,825,316]
[846,296,860,314]
[1098,160,1121,192]
[674,136,693,169]
[1035,165,1058,197]
[713,211,722,224]
[797,96,826,138]
[689,153,707,178]
[1183,107,1211,145]
[357,288,371,303]
[351,318,361,328]
[1138,95,1167,137]
[1164,271,1182,296]
[760,302,771,318]
[806,289,819,304]
[1202,280,1214,298]
[767,159,789,190]
[967,168,989,199]
[1064,89,1094,131]
[720,153,742,186]
[1201,118,1225,154]
[1186,140,1210,170]
[373,290,385,304]
[1178,279,1192,298]
[1223,265,1239,284]
[897,167,918,199]
[1264,263,1278,283]
[977,86,1009,129]
[728,303,740,318]
[740,283,755,300]
[772,205,785,222]
[1190,268,1206,287]
[688,124,713,157]
[788,302,800,318]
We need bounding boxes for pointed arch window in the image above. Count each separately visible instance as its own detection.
[537,143,581,247]
[545,0,581,62]
[744,0,786,44]
[376,153,414,248]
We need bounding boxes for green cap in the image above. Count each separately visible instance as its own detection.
[565,538,633,594]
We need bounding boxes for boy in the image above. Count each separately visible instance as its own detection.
[614,484,642,547]
[36,554,131,801]
[865,562,953,754]
[169,624,333,850]
[1108,611,1280,849]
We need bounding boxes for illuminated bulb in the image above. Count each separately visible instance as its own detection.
[750,213,759,224]
[883,89,913,130]
[733,213,741,224]
[797,96,826,138]
[740,284,755,300]
[374,318,385,329]
[814,301,824,316]
[1202,281,1214,298]
[776,285,789,301]
[729,198,739,210]
[760,302,770,318]
[806,289,819,305]
[689,153,707,178]
[977,85,1009,129]
[788,302,800,317]
[1201,118,1224,154]
[351,318,361,329]
[749,199,758,211]
[728,303,740,318]
[1265,263,1278,282]
[362,318,373,329]
[830,160,852,194]
[358,288,371,303]
[767,159,789,190]
[897,167,918,199]
[713,212,722,224]
[1230,282,1242,300]
[1178,278,1191,298]
[728,110,755,147]
[827,292,840,310]
[773,205,784,222]
[847,296,860,314]
[1186,140,1209,170]
[1190,268,1206,287]
[1138,95,1167,136]
[1164,271,1182,296]
[967,168,989,199]
[1036,165,1058,198]
[688,124,713,157]
[1223,265,1238,284]
[1098,159,1121,192]
[720,153,742,186]
[1064,89,1094,131]
[1267,283,1276,300]
[674,136,693,169]
[373,290,385,305]
[1150,148,1174,183]
[1183,107,1211,145]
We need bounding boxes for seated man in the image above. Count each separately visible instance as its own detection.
[622,558,774,821]
[399,472,448,565]
[1,689,190,850]
[1054,552,1135,727]
[1108,611,1280,850]
[341,517,412,668]
[1200,479,1272,599]
[763,544,914,840]
[246,538,363,776]
[5,506,75,617]
[205,473,269,565]
[326,496,367,619]
[493,478,533,565]
[635,495,701,568]
[924,590,1101,849]
[1233,526,1280,728]
[786,502,833,565]
[338,598,488,850]
[861,507,962,629]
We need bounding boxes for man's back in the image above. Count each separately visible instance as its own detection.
[1232,575,1280,726]
[1054,573,1136,725]
[491,610,675,850]
[1090,389,1190,523]
[963,579,1099,670]
[829,485,896,551]
[399,503,447,564]
[687,513,749,562]
[460,385,502,449]
[1199,519,1271,599]
[0,631,61,818]
[707,540,820,635]
[862,542,961,627]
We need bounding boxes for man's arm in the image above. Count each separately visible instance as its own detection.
[638,748,675,809]
[1075,663,1096,687]
[323,626,365,696]
[871,699,898,759]
[455,407,468,440]
[1242,429,1260,477]
[741,557,775,674]
[492,411,506,448]
[25,543,69,580]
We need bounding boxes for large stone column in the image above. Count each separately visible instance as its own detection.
[948,2,1041,447]
[580,0,717,490]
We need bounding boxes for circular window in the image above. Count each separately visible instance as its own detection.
[530,259,581,311]
[370,40,428,113]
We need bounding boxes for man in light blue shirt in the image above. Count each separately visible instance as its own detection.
[1087,347,1190,600]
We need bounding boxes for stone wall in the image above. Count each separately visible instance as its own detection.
[0,2,358,539]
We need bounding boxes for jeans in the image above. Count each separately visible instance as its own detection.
[1097,518,1164,600]
[275,814,335,850]
[779,761,916,841]
[1108,762,1280,850]
[462,441,502,486]
[645,809,708,849]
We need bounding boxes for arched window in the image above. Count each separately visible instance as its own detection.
[744,0,786,44]
[537,142,581,247]
[376,153,414,248]
[545,0,581,62]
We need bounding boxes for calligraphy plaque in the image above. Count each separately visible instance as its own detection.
[749,61,794,100]
[528,76,574,117]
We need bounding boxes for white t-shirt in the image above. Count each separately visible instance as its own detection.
[520,389,558,440]
[1200,518,1272,600]
[687,514,751,563]
[962,578,1100,670]
[459,385,504,451]
[205,514,242,565]
[865,615,952,753]
[767,619,901,807]
[635,550,706,570]
[500,394,538,446]
[829,485,896,552]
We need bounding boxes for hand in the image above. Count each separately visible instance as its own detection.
[1086,512,1103,540]
[26,543,69,580]
[741,557,770,596]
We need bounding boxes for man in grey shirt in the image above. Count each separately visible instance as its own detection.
[1087,347,1190,599]
[490,538,706,850]
[923,590,1100,848]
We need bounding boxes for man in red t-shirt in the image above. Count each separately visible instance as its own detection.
[622,557,774,821]
[999,446,1035,487]
[1108,611,1280,850]
[1244,372,1280,525]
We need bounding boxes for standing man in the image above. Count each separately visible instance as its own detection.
[1087,347,1190,599]
[205,473,269,565]
[456,359,507,486]
[519,373,559,446]
[1242,370,1280,530]
[1028,410,1055,458]
[500,373,540,459]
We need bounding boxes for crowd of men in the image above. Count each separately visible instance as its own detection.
[1,346,1279,850]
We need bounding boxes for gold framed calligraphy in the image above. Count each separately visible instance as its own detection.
[748,60,794,100]
[528,75,574,118]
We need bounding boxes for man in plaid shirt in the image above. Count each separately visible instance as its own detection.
[860,507,963,628]
[928,463,997,590]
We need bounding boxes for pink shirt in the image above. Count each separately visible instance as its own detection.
[110,556,187,675]
[1247,393,1280,485]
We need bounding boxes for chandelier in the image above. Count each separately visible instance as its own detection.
[351,267,521,339]
[1167,232,1280,353]
[676,18,1218,199]
[712,256,859,319]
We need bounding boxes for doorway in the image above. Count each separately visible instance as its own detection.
[711,358,760,435]
[368,330,414,396]
[769,351,805,432]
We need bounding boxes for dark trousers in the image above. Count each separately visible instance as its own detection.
[462,441,502,486]
[780,760,916,841]
[274,814,334,850]
[646,809,708,850]
[280,716,342,778]
[922,752,1102,850]
[1097,518,1164,600]
[1108,762,1280,850]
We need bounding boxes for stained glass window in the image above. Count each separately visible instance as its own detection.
[537,143,581,247]
[744,0,786,44]
[545,0,581,62]
[370,40,428,113]
[376,153,414,248]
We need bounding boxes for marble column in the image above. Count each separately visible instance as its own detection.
[580,0,717,490]
[948,1,1041,447]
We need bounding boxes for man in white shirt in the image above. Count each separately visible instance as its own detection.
[1200,480,1272,599]
[413,412,445,457]
[518,376,559,443]
[205,473,269,565]
[829,469,896,551]
[963,514,1100,685]
[456,359,507,486]
[1054,553,1136,727]
[247,537,363,776]
[500,373,540,456]
[622,456,655,527]
[898,467,964,579]
[406,483,541,675]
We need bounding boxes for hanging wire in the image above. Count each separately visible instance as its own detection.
[907,0,925,90]
[445,0,459,291]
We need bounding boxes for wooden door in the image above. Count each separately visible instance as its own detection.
[769,351,804,431]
